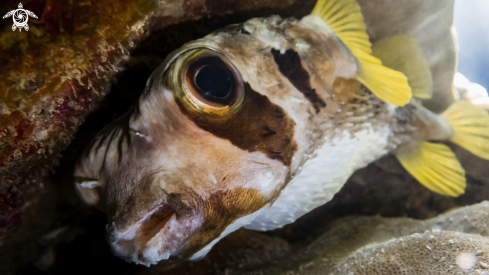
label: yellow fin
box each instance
[373,35,433,100]
[442,100,489,159]
[396,142,466,197]
[311,0,412,106]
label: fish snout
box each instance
[107,195,204,266]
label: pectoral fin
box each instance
[373,35,433,100]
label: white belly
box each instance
[246,124,392,231]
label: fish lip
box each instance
[107,201,200,266]
[135,203,178,245]
[106,203,178,259]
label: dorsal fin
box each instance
[373,35,433,100]
[311,0,412,106]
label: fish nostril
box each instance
[138,205,175,244]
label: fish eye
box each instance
[195,62,231,99]
[180,50,244,116]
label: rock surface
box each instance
[240,201,489,274]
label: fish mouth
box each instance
[136,204,176,245]
[108,201,203,266]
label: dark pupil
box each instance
[195,64,231,98]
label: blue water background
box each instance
[454,0,489,93]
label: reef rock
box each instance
[241,201,489,274]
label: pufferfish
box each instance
[74,0,489,266]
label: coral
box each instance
[455,72,489,111]
[243,201,489,274]
[338,231,489,275]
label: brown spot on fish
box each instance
[182,187,265,258]
[271,49,326,112]
[262,125,277,138]
[331,77,364,103]
[178,83,297,166]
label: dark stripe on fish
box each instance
[271,49,326,113]
[178,83,297,166]
[81,110,133,166]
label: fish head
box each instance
[74,16,357,266]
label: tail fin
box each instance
[442,100,489,160]
[311,0,412,106]
[396,142,465,197]
[396,100,489,197]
